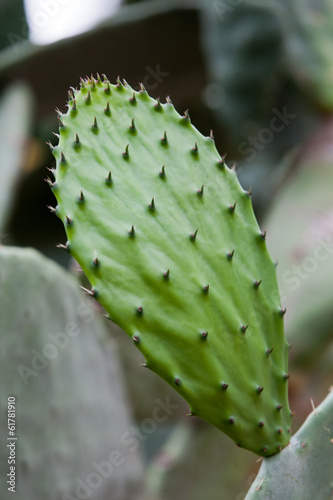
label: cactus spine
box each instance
[50,75,291,456]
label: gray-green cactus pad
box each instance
[50,75,291,456]
[0,245,144,500]
[245,389,333,500]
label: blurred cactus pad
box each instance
[50,75,291,456]
[0,245,145,499]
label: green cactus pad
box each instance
[50,75,291,456]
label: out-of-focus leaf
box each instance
[199,0,328,216]
[279,0,333,110]
[264,118,333,367]
[201,0,333,129]
[0,0,27,51]
[0,82,33,233]
[146,421,257,500]
[201,0,284,142]
[0,1,206,123]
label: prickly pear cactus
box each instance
[245,389,333,500]
[50,75,291,456]
[0,245,145,500]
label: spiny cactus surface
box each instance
[50,75,291,456]
[245,389,333,500]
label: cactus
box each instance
[49,75,291,456]
[0,245,145,499]
[245,388,333,500]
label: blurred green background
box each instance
[0,0,332,498]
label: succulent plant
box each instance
[49,75,291,456]
[245,388,333,500]
[0,245,145,499]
